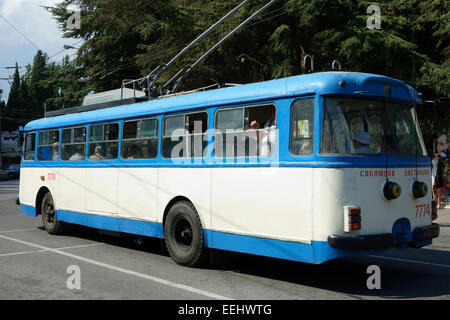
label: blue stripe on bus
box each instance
[20,158,430,169]
[205,230,382,264]
[20,205,383,264]
[20,204,37,217]
[55,210,165,239]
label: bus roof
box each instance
[23,72,421,131]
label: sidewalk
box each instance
[436,207,450,225]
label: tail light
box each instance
[344,207,361,232]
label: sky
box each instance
[0,0,80,103]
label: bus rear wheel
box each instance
[41,192,62,235]
[164,201,208,267]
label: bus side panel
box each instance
[85,167,118,214]
[117,167,158,221]
[58,167,86,213]
[312,168,346,242]
[19,167,59,214]
[157,168,211,230]
[210,167,313,244]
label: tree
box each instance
[45,55,93,109]
[0,88,5,112]
[6,63,21,112]
[2,63,24,129]
[29,50,50,116]
[43,0,448,145]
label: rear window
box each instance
[290,99,314,156]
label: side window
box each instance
[214,104,276,158]
[162,112,208,158]
[23,132,36,161]
[37,130,60,161]
[88,123,119,160]
[122,118,158,159]
[61,127,87,161]
[290,99,314,155]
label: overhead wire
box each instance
[0,13,41,51]
[48,39,85,60]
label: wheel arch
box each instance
[35,186,51,216]
[162,196,193,230]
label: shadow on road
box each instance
[45,222,450,300]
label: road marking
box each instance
[0,249,47,257]
[0,243,103,258]
[0,228,40,233]
[0,233,233,300]
[56,243,104,250]
[370,255,450,269]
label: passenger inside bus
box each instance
[69,145,85,161]
[248,107,276,130]
[125,144,143,159]
[352,131,373,154]
[89,145,104,160]
[52,143,59,161]
[248,106,276,157]
[105,145,118,159]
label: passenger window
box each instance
[37,130,60,161]
[61,127,87,161]
[162,112,208,158]
[122,118,158,159]
[23,132,36,161]
[88,123,119,160]
[214,104,276,158]
[290,99,314,155]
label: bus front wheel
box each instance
[164,201,208,267]
[41,192,63,235]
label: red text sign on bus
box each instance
[415,204,430,219]
[404,169,430,176]
[48,173,56,181]
[360,170,395,177]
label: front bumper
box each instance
[328,223,440,251]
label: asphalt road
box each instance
[0,179,449,301]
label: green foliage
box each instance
[43,0,449,97]
[420,62,450,97]
[45,55,93,110]
[6,64,21,112]
[3,0,448,135]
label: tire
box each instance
[41,192,63,235]
[164,201,208,267]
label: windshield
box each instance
[321,98,426,156]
